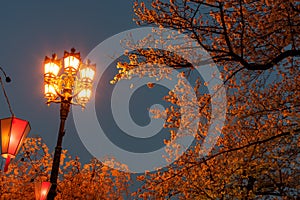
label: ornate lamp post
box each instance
[43,48,96,200]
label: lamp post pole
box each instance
[47,100,70,200]
[43,48,96,200]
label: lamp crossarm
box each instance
[46,99,86,109]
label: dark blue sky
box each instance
[0,1,137,163]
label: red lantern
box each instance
[35,181,51,200]
[0,116,30,172]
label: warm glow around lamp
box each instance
[35,181,51,200]
[44,56,61,79]
[63,48,81,73]
[0,116,31,172]
[77,88,92,103]
[44,84,57,99]
[79,61,96,83]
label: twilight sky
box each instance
[0,1,138,164]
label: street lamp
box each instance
[43,48,96,200]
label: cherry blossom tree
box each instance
[111,0,300,199]
[0,138,130,199]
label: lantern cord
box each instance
[0,67,11,83]
[0,67,14,116]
